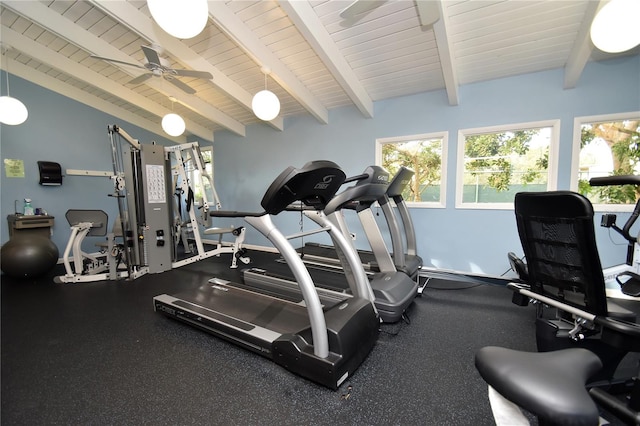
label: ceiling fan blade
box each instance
[171,69,213,80]
[90,55,146,69]
[165,76,196,95]
[339,0,385,19]
[415,0,440,27]
[141,45,162,67]
[128,74,153,85]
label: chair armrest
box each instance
[507,282,597,321]
[594,316,640,351]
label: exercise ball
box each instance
[1,235,59,279]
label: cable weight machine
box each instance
[55,125,248,283]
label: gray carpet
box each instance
[2,257,541,425]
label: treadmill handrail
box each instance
[376,167,416,267]
[304,211,377,303]
[377,195,407,269]
[245,214,330,358]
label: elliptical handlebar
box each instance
[589,175,640,187]
[623,202,640,243]
[589,175,640,244]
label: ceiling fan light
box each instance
[252,90,280,121]
[0,96,28,125]
[162,113,186,137]
[590,0,640,53]
[147,0,209,40]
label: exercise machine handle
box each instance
[343,173,369,184]
[589,175,640,187]
[623,201,640,242]
[589,175,640,244]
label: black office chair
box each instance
[475,191,640,425]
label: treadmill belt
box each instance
[173,300,254,331]
[249,261,349,293]
[300,243,378,268]
[174,283,310,335]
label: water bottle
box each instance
[23,198,34,215]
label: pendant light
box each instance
[0,47,28,126]
[590,0,640,53]
[147,0,209,40]
[252,67,280,122]
[162,97,185,137]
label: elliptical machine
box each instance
[590,175,640,298]
[508,175,640,299]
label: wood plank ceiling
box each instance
[0,0,636,142]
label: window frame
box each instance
[571,111,640,213]
[375,131,448,209]
[455,119,560,210]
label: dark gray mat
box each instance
[2,258,540,425]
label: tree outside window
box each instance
[576,117,640,206]
[376,133,446,207]
[457,120,559,209]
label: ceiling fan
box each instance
[339,0,440,27]
[91,45,212,95]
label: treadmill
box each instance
[301,166,422,279]
[243,166,418,323]
[153,161,379,390]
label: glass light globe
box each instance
[590,0,640,53]
[0,96,28,125]
[147,0,209,39]
[162,113,186,136]
[252,90,280,121]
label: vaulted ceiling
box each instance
[0,1,636,142]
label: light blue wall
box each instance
[1,57,638,276]
[212,56,640,276]
[0,73,211,254]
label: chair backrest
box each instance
[514,191,608,316]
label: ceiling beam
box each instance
[278,0,373,119]
[90,0,282,132]
[207,0,329,125]
[0,58,188,143]
[432,0,459,106]
[564,0,601,89]
[1,25,213,141]
[2,0,243,137]
[416,0,440,27]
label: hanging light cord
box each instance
[2,47,10,97]
[5,68,10,97]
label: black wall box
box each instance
[37,161,63,186]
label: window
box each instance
[456,120,560,209]
[189,145,219,210]
[376,132,447,208]
[571,112,640,211]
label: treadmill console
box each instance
[260,160,347,214]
